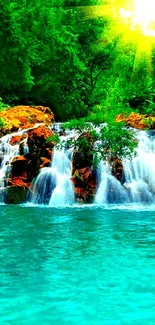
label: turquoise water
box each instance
[0,204,155,325]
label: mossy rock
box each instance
[5,186,28,204]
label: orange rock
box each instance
[116,112,155,130]
[12,156,27,162]
[74,187,89,199]
[11,156,28,182]
[70,177,77,185]
[28,125,53,141]
[10,135,27,146]
[116,113,126,122]
[87,179,97,189]
[73,167,92,183]
[20,117,28,124]
[11,178,30,188]
[72,167,97,202]
[44,148,53,160]
[0,107,55,201]
[0,105,54,134]
[75,167,91,182]
[40,157,51,168]
[110,157,124,183]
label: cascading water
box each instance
[29,137,75,206]
[1,125,155,206]
[95,130,155,204]
[0,131,29,202]
[95,160,129,204]
[123,130,155,203]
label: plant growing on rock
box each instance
[0,98,9,128]
[0,97,9,111]
[63,118,137,166]
[98,121,137,160]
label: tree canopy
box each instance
[0,0,155,122]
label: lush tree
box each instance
[0,0,155,122]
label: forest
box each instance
[1,1,155,135]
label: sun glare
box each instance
[134,0,155,26]
[81,0,155,55]
[120,0,155,37]
[81,1,155,39]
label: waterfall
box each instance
[29,142,75,206]
[0,131,29,202]
[123,130,155,203]
[95,130,155,204]
[95,160,129,204]
[1,125,155,206]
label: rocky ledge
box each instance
[0,105,54,136]
[116,112,155,130]
[0,106,54,203]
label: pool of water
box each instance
[0,204,155,324]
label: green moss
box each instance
[6,186,28,204]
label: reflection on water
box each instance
[0,205,155,324]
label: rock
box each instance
[44,148,53,160]
[10,134,27,146]
[8,178,30,188]
[71,132,97,202]
[27,125,53,142]
[71,167,97,203]
[74,188,90,201]
[12,156,27,162]
[9,156,30,189]
[116,112,155,130]
[5,186,28,204]
[24,153,41,180]
[0,105,54,135]
[26,125,54,178]
[3,124,55,203]
[110,156,125,184]
[0,105,56,204]
[40,157,51,168]
[27,125,54,157]
[11,156,27,177]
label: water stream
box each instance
[29,142,75,206]
[0,130,29,201]
[1,128,155,205]
[95,130,155,204]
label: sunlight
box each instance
[81,1,155,39]
[134,0,155,27]
[80,0,155,58]
[120,0,155,37]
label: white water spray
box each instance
[95,130,155,204]
[29,137,75,206]
[1,126,155,206]
[0,130,29,201]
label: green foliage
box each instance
[0,98,8,127]
[141,117,155,129]
[64,119,92,132]
[63,115,137,165]
[74,135,94,165]
[99,122,137,159]
[46,134,60,145]
[0,118,5,128]
[0,98,9,111]
[0,0,155,124]
[6,186,28,204]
